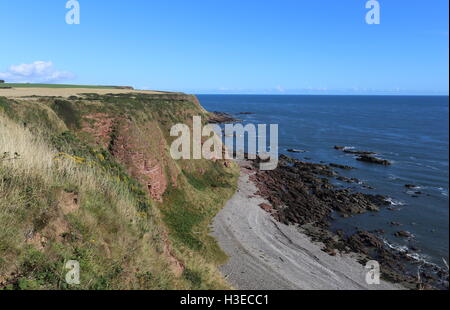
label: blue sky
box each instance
[0,0,448,94]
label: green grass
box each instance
[51,100,82,129]
[0,93,239,290]
[0,83,120,89]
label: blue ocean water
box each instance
[198,95,449,267]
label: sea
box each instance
[198,94,449,268]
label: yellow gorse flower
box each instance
[53,152,99,167]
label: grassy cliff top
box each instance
[0,84,174,98]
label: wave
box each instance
[406,190,420,195]
[382,239,440,268]
[387,174,400,181]
[385,197,405,206]
[342,146,355,150]
[438,187,449,197]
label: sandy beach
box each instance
[211,159,403,290]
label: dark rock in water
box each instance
[238,112,255,115]
[395,231,413,238]
[390,222,402,226]
[287,149,306,153]
[356,155,391,166]
[405,184,418,189]
[334,145,346,150]
[373,229,385,235]
[336,176,361,184]
[345,230,444,288]
[250,154,386,226]
[343,149,377,155]
[329,163,355,170]
[336,229,345,238]
[347,230,385,253]
[336,176,349,182]
[362,185,375,190]
[208,111,238,124]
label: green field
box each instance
[0,83,122,89]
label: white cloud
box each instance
[275,85,285,93]
[0,61,74,83]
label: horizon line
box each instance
[192,93,450,97]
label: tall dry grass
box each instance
[0,114,138,214]
[0,114,180,289]
[1,115,55,177]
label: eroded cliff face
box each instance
[75,93,209,202]
[82,115,170,201]
[81,113,115,149]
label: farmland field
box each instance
[0,83,119,89]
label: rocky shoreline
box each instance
[248,154,449,290]
[211,159,402,290]
[208,111,240,124]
